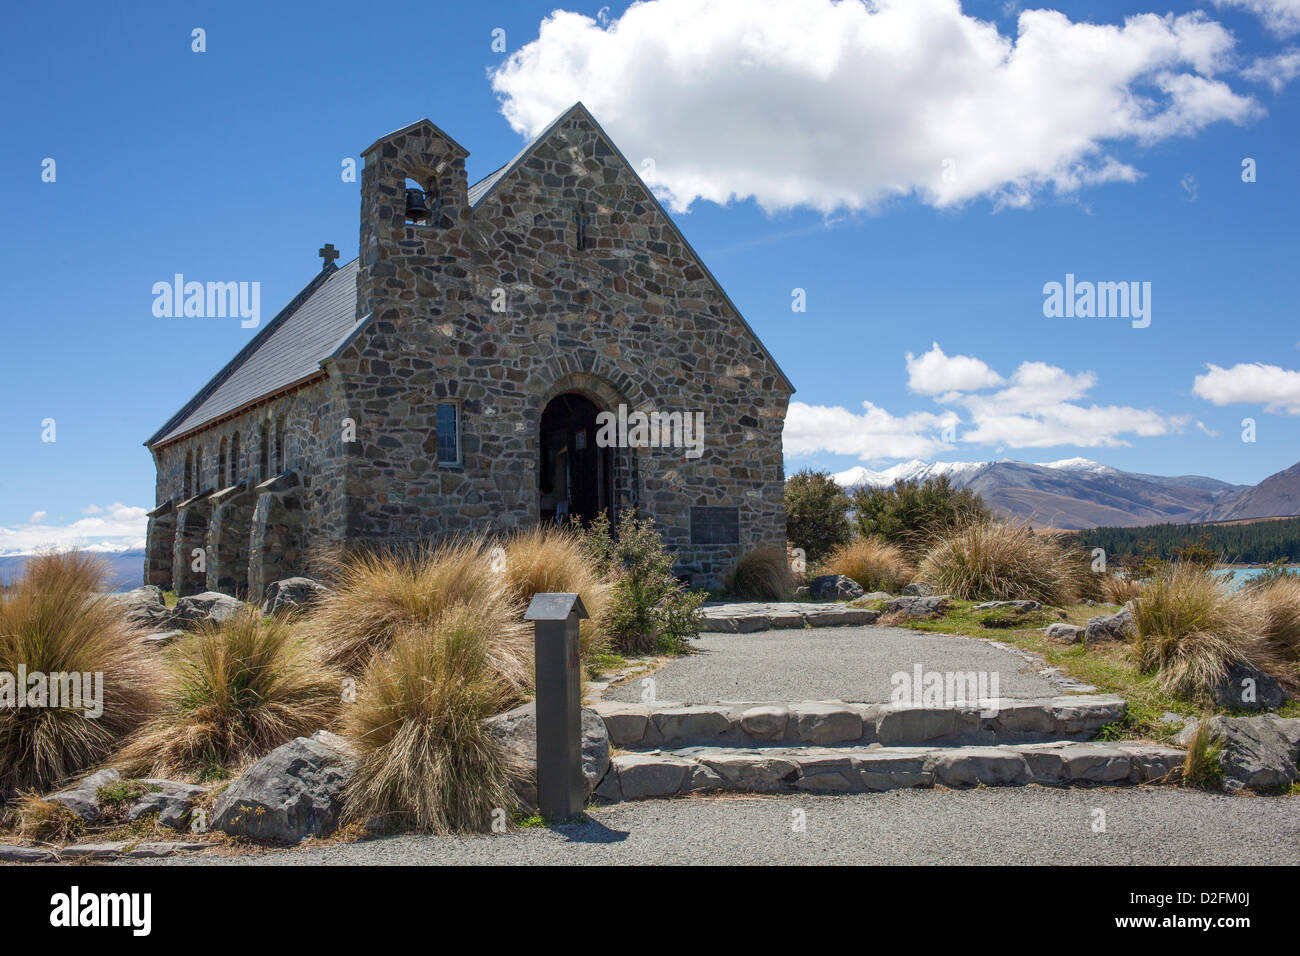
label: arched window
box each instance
[184,451,193,498]
[259,422,271,481]
[275,416,286,473]
[229,431,240,485]
[574,203,587,251]
[218,438,228,488]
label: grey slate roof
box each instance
[147,259,361,446]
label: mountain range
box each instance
[831,457,1300,530]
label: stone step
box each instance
[595,741,1185,801]
[699,601,879,633]
[591,695,1127,750]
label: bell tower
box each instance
[356,118,472,326]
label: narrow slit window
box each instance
[436,402,460,466]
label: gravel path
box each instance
[604,626,1061,703]
[118,789,1300,866]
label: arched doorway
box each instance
[539,392,614,526]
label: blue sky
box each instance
[2,0,1299,552]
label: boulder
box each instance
[808,575,865,601]
[47,769,120,823]
[885,595,950,619]
[172,591,245,628]
[213,731,355,843]
[1177,716,1300,791]
[857,591,894,603]
[128,779,207,830]
[1210,664,1289,712]
[973,600,1041,613]
[261,576,333,616]
[1084,604,1135,643]
[105,586,172,629]
[903,581,936,597]
[1045,623,1083,644]
[485,702,612,810]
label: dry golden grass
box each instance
[1102,574,1144,605]
[1131,563,1271,700]
[1251,575,1300,661]
[341,604,522,834]
[823,537,913,594]
[726,545,794,601]
[14,794,85,842]
[114,609,342,779]
[916,521,1078,604]
[306,537,531,699]
[0,551,160,800]
[500,524,611,666]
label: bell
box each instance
[404,187,430,223]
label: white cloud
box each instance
[785,346,1174,460]
[906,343,1005,394]
[1214,0,1300,35]
[1193,362,1300,413]
[491,0,1258,213]
[785,401,958,461]
[0,503,148,557]
[1241,48,1300,90]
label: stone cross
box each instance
[318,243,339,270]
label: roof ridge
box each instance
[144,259,358,447]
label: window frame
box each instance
[435,401,462,468]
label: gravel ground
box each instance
[604,626,1061,703]
[117,788,1300,866]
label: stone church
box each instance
[144,104,794,598]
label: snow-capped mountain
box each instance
[829,458,1246,529]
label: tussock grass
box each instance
[726,545,794,601]
[307,537,531,699]
[341,605,522,834]
[1252,575,1300,662]
[114,609,342,779]
[14,794,85,842]
[823,537,913,594]
[1103,574,1143,605]
[500,524,611,667]
[0,551,160,800]
[1181,720,1223,789]
[1131,563,1269,700]
[916,521,1079,604]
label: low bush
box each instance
[341,604,521,834]
[307,538,531,699]
[916,521,1078,604]
[0,551,159,800]
[115,609,342,779]
[725,545,793,601]
[1102,573,1143,605]
[822,536,912,594]
[784,470,851,562]
[15,795,85,842]
[851,476,989,555]
[1251,574,1300,662]
[578,511,704,655]
[1130,563,1270,700]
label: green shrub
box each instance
[784,470,851,562]
[578,511,703,655]
[851,476,988,555]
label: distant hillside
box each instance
[1071,516,1300,565]
[833,458,1244,530]
[1197,461,1300,522]
[0,550,144,592]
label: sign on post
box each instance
[524,592,588,821]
